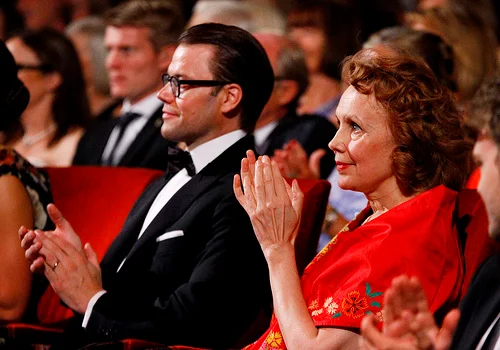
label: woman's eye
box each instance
[352,123,361,131]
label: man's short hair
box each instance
[179,23,274,133]
[470,74,500,137]
[104,0,185,50]
[275,41,309,112]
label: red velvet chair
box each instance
[0,166,163,348]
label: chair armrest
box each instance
[0,322,63,347]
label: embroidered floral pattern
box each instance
[323,297,339,315]
[308,299,319,310]
[308,283,384,321]
[341,291,369,318]
[265,331,283,349]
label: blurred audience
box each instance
[0,39,53,322]
[0,0,23,40]
[253,33,336,179]
[234,46,472,349]
[360,72,500,350]
[66,15,118,119]
[287,0,361,121]
[16,0,111,32]
[406,5,498,105]
[364,26,457,93]
[72,0,181,170]
[5,28,90,167]
[188,0,286,35]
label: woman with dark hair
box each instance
[233,46,472,349]
[287,1,361,121]
[0,39,53,322]
[5,28,90,166]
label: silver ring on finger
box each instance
[52,261,59,271]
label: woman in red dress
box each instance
[233,46,473,349]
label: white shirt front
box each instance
[253,121,278,149]
[101,94,163,165]
[83,129,247,327]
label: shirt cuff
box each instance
[82,290,107,328]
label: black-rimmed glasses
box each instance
[16,63,53,73]
[161,73,231,98]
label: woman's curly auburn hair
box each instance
[341,47,473,196]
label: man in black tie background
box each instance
[21,23,274,348]
[72,0,182,170]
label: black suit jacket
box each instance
[451,253,500,349]
[72,106,175,171]
[66,135,271,348]
[257,112,337,179]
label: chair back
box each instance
[37,166,163,325]
[287,178,331,274]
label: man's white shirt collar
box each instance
[253,121,278,148]
[122,93,163,118]
[188,129,246,174]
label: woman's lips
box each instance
[336,161,353,171]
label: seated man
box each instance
[360,74,500,350]
[21,23,274,349]
[72,0,182,171]
[253,33,337,179]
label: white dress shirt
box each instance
[253,121,278,149]
[83,129,246,327]
[101,94,163,165]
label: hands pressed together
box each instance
[360,275,460,350]
[19,204,103,314]
[233,150,304,258]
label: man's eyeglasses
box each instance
[16,63,53,73]
[161,73,231,98]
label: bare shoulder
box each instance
[0,175,32,218]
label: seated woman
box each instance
[233,46,473,348]
[5,28,90,167]
[0,40,53,322]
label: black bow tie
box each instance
[167,146,196,176]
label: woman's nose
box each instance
[329,128,347,153]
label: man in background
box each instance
[72,0,182,170]
[253,32,336,179]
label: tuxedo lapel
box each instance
[123,135,253,263]
[118,107,163,166]
[455,254,500,349]
[100,176,167,275]
[464,266,500,347]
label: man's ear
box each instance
[220,83,243,115]
[44,71,62,92]
[157,44,176,71]
[277,80,299,107]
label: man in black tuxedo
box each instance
[72,0,183,171]
[252,33,337,179]
[21,23,274,348]
[359,74,500,350]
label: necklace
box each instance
[22,123,57,147]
